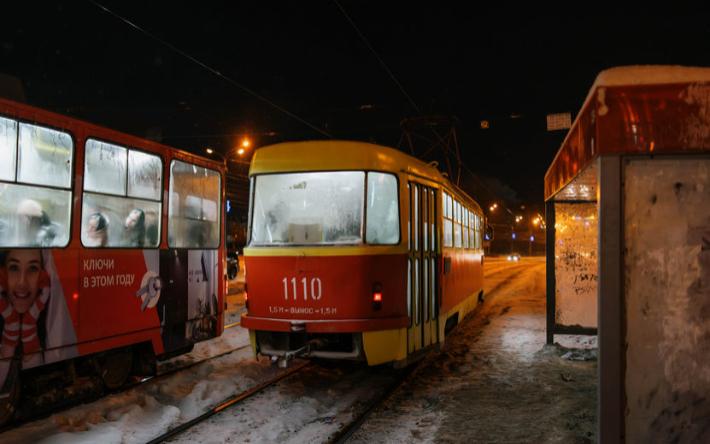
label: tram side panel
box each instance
[8,247,224,372]
[439,248,484,339]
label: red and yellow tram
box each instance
[0,98,226,423]
[241,141,484,367]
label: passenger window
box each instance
[128,150,162,200]
[442,192,453,247]
[81,194,161,248]
[81,139,162,248]
[462,208,469,249]
[453,200,462,248]
[0,117,17,181]
[168,160,221,249]
[0,184,71,248]
[84,140,127,195]
[0,120,73,248]
[18,123,73,188]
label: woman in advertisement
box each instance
[0,249,77,422]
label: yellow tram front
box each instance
[241,141,448,366]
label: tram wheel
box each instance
[99,349,133,390]
[0,359,21,426]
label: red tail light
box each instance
[244,283,249,310]
[372,283,382,310]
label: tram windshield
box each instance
[250,171,400,246]
[251,171,365,245]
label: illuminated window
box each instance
[82,139,162,248]
[169,160,221,249]
[0,118,73,248]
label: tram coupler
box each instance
[277,344,308,368]
[273,338,326,368]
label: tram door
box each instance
[408,183,439,354]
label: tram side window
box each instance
[453,200,462,248]
[469,212,476,249]
[473,214,481,248]
[81,139,162,248]
[462,207,469,249]
[0,117,17,181]
[443,192,453,247]
[366,172,399,245]
[168,160,221,249]
[0,119,72,248]
[477,214,483,248]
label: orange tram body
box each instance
[0,98,226,423]
[241,141,485,366]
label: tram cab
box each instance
[241,141,485,367]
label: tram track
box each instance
[318,263,537,443]
[147,360,312,444]
[1,319,249,433]
[327,361,423,444]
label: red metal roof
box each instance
[544,66,710,201]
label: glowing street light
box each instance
[241,137,251,148]
[489,203,498,212]
[237,148,245,156]
[205,147,214,155]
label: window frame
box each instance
[248,169,401,247]
[364,171,401,246]
[167,158,223,250]
[0,114,76,249]
[80,137,164,249]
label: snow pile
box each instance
[0,327,272,444]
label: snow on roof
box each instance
[593,65,710,87]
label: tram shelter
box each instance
[544,66,710,443]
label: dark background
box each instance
[2,3,709,217]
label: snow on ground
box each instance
[1,257,597,444]
[158,323,249,373]
[0,325,280,444]
[350,257,597,444]
[168,363,404,444]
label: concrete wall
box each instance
[554,202,598,328]
[624,157,710,442]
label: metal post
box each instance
[545,200,556,344]
[598,156,623,444]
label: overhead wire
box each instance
[87,0,333,139]
[331,2,519,218]
[332,0,421,115]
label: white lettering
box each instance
[280,276,324,302]
[83,259,115,271]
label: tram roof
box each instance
[544,65,710,201]
[0,97,225,173]
[250,140,448,182]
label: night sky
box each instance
[2,3,709,211]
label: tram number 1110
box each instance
[282,277,322,301]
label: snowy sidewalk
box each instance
[351,258,597,443]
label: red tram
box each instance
[0,98,226,423]
[241,141,484,367]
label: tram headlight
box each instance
[372,283,383,310]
